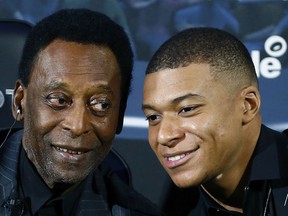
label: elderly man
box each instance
[0,9,163,216]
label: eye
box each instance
[181,107,194,113]
[179,105,200,116]
[90,97,111,116]
[46,93,71,110]
[145,114,161,125]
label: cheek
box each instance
[183,111,226,138]
[25,95,59,132]
[29,111,62,138]
[148,127,158,150]
[21,121,49,168]
[38,111,60,127]
[92,113,119,142]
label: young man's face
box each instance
[17,39,121,188]
[142,63,248,188]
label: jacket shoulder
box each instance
[283,128,288,136]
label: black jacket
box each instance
[161,125,288,215]
[0,128,164,216]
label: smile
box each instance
[163,148,199,169]
[167,153,186,162]
[55,146,84,155]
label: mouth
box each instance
[166,153,190,162]
[164,147,199,169]
[53,145,91,161]
[55,146,85,155]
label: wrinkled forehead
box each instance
[27,40,121,94]
[31,40,119,76]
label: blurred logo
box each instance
[252,35,287,79]
[0,89,13,109]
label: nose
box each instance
[157,116,184,147]
[62,105,91,137]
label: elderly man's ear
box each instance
[12,81,25,121]
[241,86,261,125]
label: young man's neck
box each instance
[201,159,252,213]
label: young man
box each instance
[142,27,288,215]
[0,9,163,216]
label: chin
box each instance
[52,170,89,185]
[173,180,195,188]
[171,174,203,188]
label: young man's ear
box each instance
[116,102,126,134]
[12,80,25,121]
[241,86,261,124]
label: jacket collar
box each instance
[0,128,23,215]
[249,125,288,181]
[0,129,23,187]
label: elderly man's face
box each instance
[18,39,121,188]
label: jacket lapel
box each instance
[0,129,23,215]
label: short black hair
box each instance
[19,8,133,106]
[146,27,258,89]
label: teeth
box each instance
[167,153,186,161]
[55,147,83,155]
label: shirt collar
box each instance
[199,187,243,215]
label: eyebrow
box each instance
[172,93,202,104]
[44,81,69,91]
[142,93,203,111]
[91,84,114,93]
[44,81,114,94]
